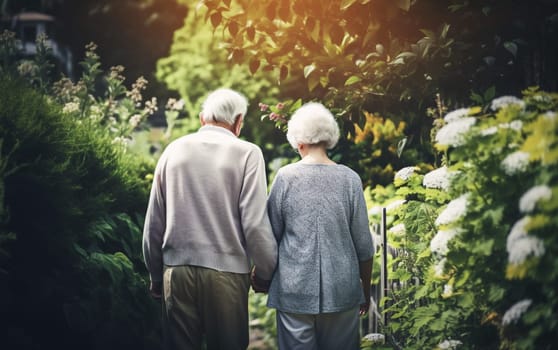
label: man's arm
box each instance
[239,147,278,281]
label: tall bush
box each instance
[369,89,558,349]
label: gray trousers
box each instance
[162,265,250,350]
[276,308,360,350]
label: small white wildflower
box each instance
[111,136,129,146]
[502,299,532,326]
[423,166,456,191]
[501,151,530,175]
[435,117,476,147]
[129,114,142,128]
[438,339,462,349]
[430,228,460,255]
[362,333,385,345]
[519,185,552,213]
[108,116,117,125]
[433,258,447,277]
[388,223,406,235]
[480,126,498,136]
[444,108,469,123]
[62,102,80,114]
[435,193,470,226]
[368,206,383,216]
[490,96,526,111]
[386,199,406,213]
[394,166,417,182]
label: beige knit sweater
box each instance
[142,125,277,283]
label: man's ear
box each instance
[199,113,206,125]
[233,114,243,136]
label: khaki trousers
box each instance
[162,265,250,350]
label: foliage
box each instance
[198,0,558,109]
[156,1,284,153]
[368,89,558,349]
[0,32,161,349]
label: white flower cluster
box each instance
[388,223,406,235]
[500,120,523,131]
[490,96,526,111]
[362,333,385,344]
[444,108,470,123]
[423,166,454,191]
[442,284,453,297]
[433,258,447,277]
[386,199,406,213]
[543,111,557,121]
[438,339,462,349]
[430,228,461,255]
[63,101,80,114]
[368,206,383,216]
[501,151,530,175]
[435,193,470,226]
[502,299,532,326]
[479,126,498,136]
[129,114,142,128]
[519,185,552,213]
[435,117,477,147]
[394,166,417,182]
[506,217,545,265]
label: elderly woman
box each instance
[266,102,374,349]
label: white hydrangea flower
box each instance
[444,108,469,123]
[519,185,552,213]
[509,120,523,131]
[389,223,406,235]
[508,236,545,265]
[502,299,532,326]
[479,126,498,136]
[506,217,545,265]
[435,193,470,226]
[438,339,462,349]
[543,111,556,120]
[506,217,529,252]
[490,96,526,111]
[386,199,406,213]
[433,258,447,277]
[435,117,477,147]
[423,166,454,191]
[430,228,461,255]
[368,205,383,216]
[501,151,530,175]
[362,333,385,344]
[394,166,417,182]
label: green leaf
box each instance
[304,64,316,79]
[396,0,412,11]
[484,86,496,101]
[504,41,518,57]
[345,75,362,85]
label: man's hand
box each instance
[149,281,162,299]
[250,267,271,293]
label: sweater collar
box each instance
[198,124,236,138]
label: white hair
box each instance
[286,102,340,149]
[200,88,248,125]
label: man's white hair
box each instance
[200,88,248,125]
[286,102,340,149]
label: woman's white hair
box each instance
[286,102,340,149]
[200,88,248,125]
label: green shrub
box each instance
[0,75,159,349]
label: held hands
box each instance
[250,266,271,293]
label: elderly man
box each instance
[143,88,277,350]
